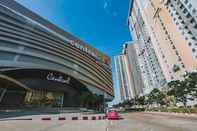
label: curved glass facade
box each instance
[0,0,113,107]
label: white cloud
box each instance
[103,0,110,10]
[103,0,118,17]
[104,1,108,9]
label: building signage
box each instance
[47,73,71,84]
[70,40,98,58]
[69,40,110,67]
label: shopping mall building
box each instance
[0,0,113,107]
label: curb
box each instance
[0,115,124,121]
[41,116,106,121]
[4,118,33,121]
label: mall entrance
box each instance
[0,69,92,108]
[0,74,29,108]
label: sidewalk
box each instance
[145,111,197,118]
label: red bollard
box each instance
[72,117,78,120]
[92,116,96,120]
[83,116,88,120]
[42,117,51,121]
[98,116,102,120]
[58,117,66,120]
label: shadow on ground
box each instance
[0,110,60,120]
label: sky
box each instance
[16,0,132,104]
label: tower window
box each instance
[186,13,191,18]
[192,37,196,40]
[180,4,184,9]
[194,24,197,29]
[185,37,188,40]
[184,0,188,4]
[188,4,192,9]
[192,9,196,14]
[188,31,192,34]
[183,9,187,14]
[190,18,195,23]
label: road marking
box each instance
[110,120,113,126]
[105,120,114,131]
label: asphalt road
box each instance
[0,112,197,131]
[107,112,197,131]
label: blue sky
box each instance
[16,0,131,104]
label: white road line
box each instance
[105,120,114,131]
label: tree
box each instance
[79,92,103,109]
[135,96,146,106]
[184,72,197,99]
[121,100,131,108]
[79,92,90,107]
[147,88,166,106]
[163,95,176,107]
[167,80,191,107]
[94,95,104,111]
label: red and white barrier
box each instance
[3,115,118,121]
